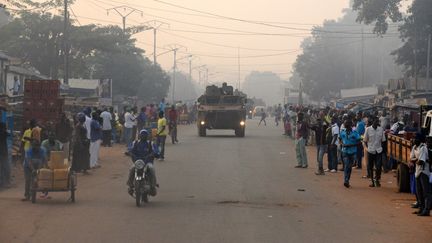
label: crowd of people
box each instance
[268,105,432,216]
[11,98,197,201]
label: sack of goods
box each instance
[37,169,53,189]
[53,168,70,190]
[48,151,68,169]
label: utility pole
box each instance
[63,0,69,85]
[361,26,365,88]
[427,34,431,91]
[129,21,169,65]
[107,5,143,34]
[188,55,193,83]
[414,18,418,91]
[238,47,241,90]
[164,44,187,103]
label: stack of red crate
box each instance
[23,80,64,124]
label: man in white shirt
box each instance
[100,108,113,147]
[84,107,92,140]
[123,108,135,148]
[364,119,386,187]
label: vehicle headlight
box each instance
[134,160,145,170]
[200,121,205,125]
[249,111,252,113]
[240,121,245,126]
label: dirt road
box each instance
[1,120,431,243]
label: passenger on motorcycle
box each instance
[127,129,159,196]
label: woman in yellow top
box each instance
[156,111,168,161]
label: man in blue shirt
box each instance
[127,130,159,196]
[339,120,361,188]
[22,141,47,201]
[355,113,366,169]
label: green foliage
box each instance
[353,0,403,34]
[292,10,403,100]
[0,11,171,101]
[353,0,432,78]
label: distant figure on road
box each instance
[258,109,267,126]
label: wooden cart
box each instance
[30,167,77,204]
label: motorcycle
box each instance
[132,159,156,207]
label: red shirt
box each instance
[168,109,178,122]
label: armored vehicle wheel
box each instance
[199,127,206,137]
[235,128,245,137]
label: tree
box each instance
[292,9,403,100]
[166,71,199,102]
[0,11,171,99]
[353,0,432,78]
[242,71,285,106]
[353,0,403,34]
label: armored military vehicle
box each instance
[197,83,247,137]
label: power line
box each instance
[69,6,82,26]
[99,0,401,27]
[153,0,391,34]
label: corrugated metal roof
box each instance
[8,65,46,78]
[65,79,99,90]
[0,51,10,60]
[340,86,378,99]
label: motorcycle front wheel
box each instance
[135,181,142,207]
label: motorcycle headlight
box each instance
[134,160,145,170]
[240,121,245,126]
[200,121,205,125]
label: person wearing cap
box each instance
[127,129,159,196]
[156,111,168,161]
[339,120,361,188]
[22,141,47,201]
[411,135,431,216]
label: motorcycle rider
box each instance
[127,129,159,197]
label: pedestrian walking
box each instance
[325,119,339,173]
[295,112,309,168]
[100,108,113,147]
[168,105,179,144]
[355,113,366,169]
[90,112,102,168]
[156,111,168,161]
[339,120,361,188]
[258,108,267,126]
[364,119,386,187]
[71,113,90,173]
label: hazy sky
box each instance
[70,0,351,86]
[3,0,351,86]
